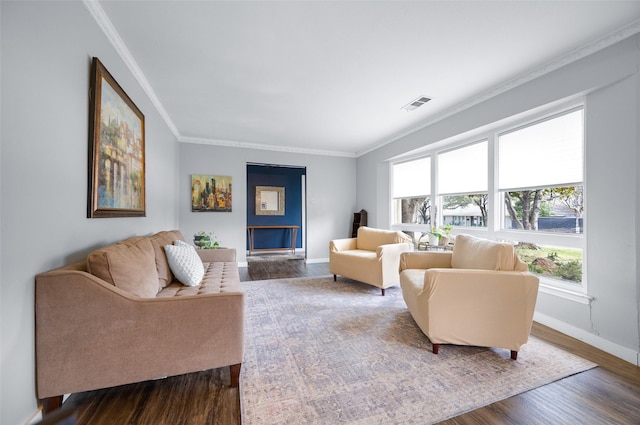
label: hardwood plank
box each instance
[241,259,330,281]
[68,368,239,425]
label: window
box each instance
[390,104,585,288]
[498,108,584,284]
[438,141,488,228]
[498,109,583,193]
[392,157,431,225]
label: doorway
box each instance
[246,163,306,258]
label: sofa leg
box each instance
[432,344,439,354]
[511,350,518,360]
[333,274,337,281]
[41,395,63,416]
[230,363,241,387]
[381,288,385,296]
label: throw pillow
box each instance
[164,243,204,287]
[149,230,187,289]
[87,237,159,298]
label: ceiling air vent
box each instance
[402,96,431,112]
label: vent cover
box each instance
[402,96,431,111]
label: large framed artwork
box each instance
[192,174,233,212]
[88,57,145,218]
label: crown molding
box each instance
[82,0,180,139]
[84,0,639,158]
[358,18,640,158]
[180,136,356,158]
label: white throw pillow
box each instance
[174,239,192,248]
[164,243,204,287]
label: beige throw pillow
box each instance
[87,237,159,298]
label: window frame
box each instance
[390,155,431,226]
[389,100,586,294]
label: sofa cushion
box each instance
[87,237,159,298]
[356,227,408,251]
[451,234,526,271]
[149,230,186,289]
[156,262,242,297]
[164,243,205,287]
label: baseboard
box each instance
[305,257,329,264]
[25,409,41,425]
[534,312,640,366]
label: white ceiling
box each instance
[93,1,640,157]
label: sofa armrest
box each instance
[330,238,357,252]
[35,269,244,399]
[400,251,453,271]
[196,248,236,263]
[378,242,414,283]
[419,268,539,349]
[376,242,413,259]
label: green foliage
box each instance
[538,201,553,217]
[554,261,582,282]
[443,195,472,210]
[194,231,220,249]
[516,245,582,284]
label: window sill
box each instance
[538,280,593,305]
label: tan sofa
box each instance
[35,230,244,415]
[330,226,413,295]
[399,234,539,359]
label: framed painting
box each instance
[88,57,145,218]
[256,185,284,216]
[192,174,233,212]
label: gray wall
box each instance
[1,2,180,424]
[357,35,640,364]
[2,2,637,424]
[179,143,357,263]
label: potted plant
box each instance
[193,231,220,249]
[428,227,441,246]
[439,224,452,246]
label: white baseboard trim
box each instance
[306,257,329,264]
[534,312,640,366]
[26,409,41,425]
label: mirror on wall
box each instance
[256,186,285,215]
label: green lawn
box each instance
[516,245,583,283]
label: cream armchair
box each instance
[399,234,539,359]
[330,226,413,295]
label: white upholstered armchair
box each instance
[399,234,539,359]
[330,226,413,295]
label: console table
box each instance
[246,225,299,255]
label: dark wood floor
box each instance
[64,260,640,425]
[240,256,331,281]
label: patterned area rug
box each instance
[240,277,596,425]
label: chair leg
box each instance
[41,395,63,416]
[511,350,518,360]
[432,343,439,354]
[230,363,242,387]
[333,274,337,281]
[381,288,385,296]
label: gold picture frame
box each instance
[88,57,145,218]
[256,186,284,216]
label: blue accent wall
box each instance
[247,165,305,250]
